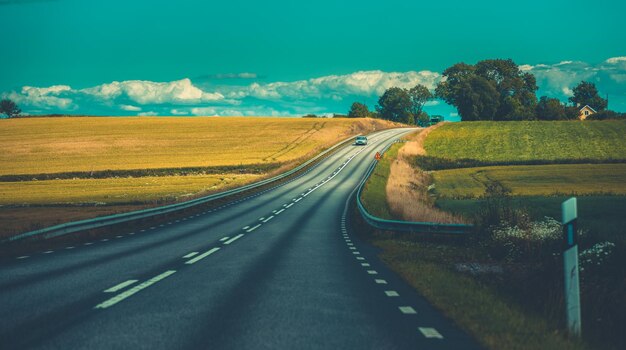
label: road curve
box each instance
[0,128,481,349]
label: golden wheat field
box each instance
[0,117,399,237]
[0,174,261,205]
[0,117,392,175]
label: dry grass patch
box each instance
[385,124,466,224]
[0,205,150,240]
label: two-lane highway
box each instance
[0,128,481,349]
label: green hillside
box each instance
[423,120,626,163]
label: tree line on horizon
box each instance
[346,58,625,123]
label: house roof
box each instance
[579,105,597,113]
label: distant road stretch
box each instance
[0,128,481,349]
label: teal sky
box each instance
[2,0,625,117]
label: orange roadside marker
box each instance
[375,152,381,160]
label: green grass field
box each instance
[424,120,626,163]
[432,163,626,199]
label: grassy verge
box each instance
[0,205,150,240]
[369,237,589,350]
[437,196,626,244]
[359,143,401,219]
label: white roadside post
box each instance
[562,197,581,337]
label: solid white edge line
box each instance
[223,234,244,245]
[95,271,176,309]
[185,247,220,265]
[104,279,139,293]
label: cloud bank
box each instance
[3,57,626,117]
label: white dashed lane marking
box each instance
[275,209,285,215]
[43,251,54,254]
[367,270,378,275]
[399,306,417,314]
[262,216,274,223]
[385,290,399,297]
[219,236,230,242]
[183,252,199,259]
[16,256,29,260]
[247,224,262,232]
[419,327,444,339]
[95,271,176,309]
[285,203,294,208]
[375,279,387,284]
[223,234,244,245]
[185,248,220,265]
[104,279,139,293]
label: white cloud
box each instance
[170,108,189,115]
[120,104,141,111]
[3,85,74,110]
[605,56,626,64]
[138,111,158,116]
[232,70,441,101]
[190,107,218,116]
[81,78,225,105]
[5,59,626,116]
[562,87,574,96]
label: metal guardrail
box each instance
[356,140,474,235]
[3,134,360,244]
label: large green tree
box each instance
[376,87,414,124]
[535,96,567,120]
[0,99,20,118]
[436,59,538,121]
[347,102,370,118]
[407,84,433,117]
[568,81,608,111]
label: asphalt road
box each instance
[0,128,481,349]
